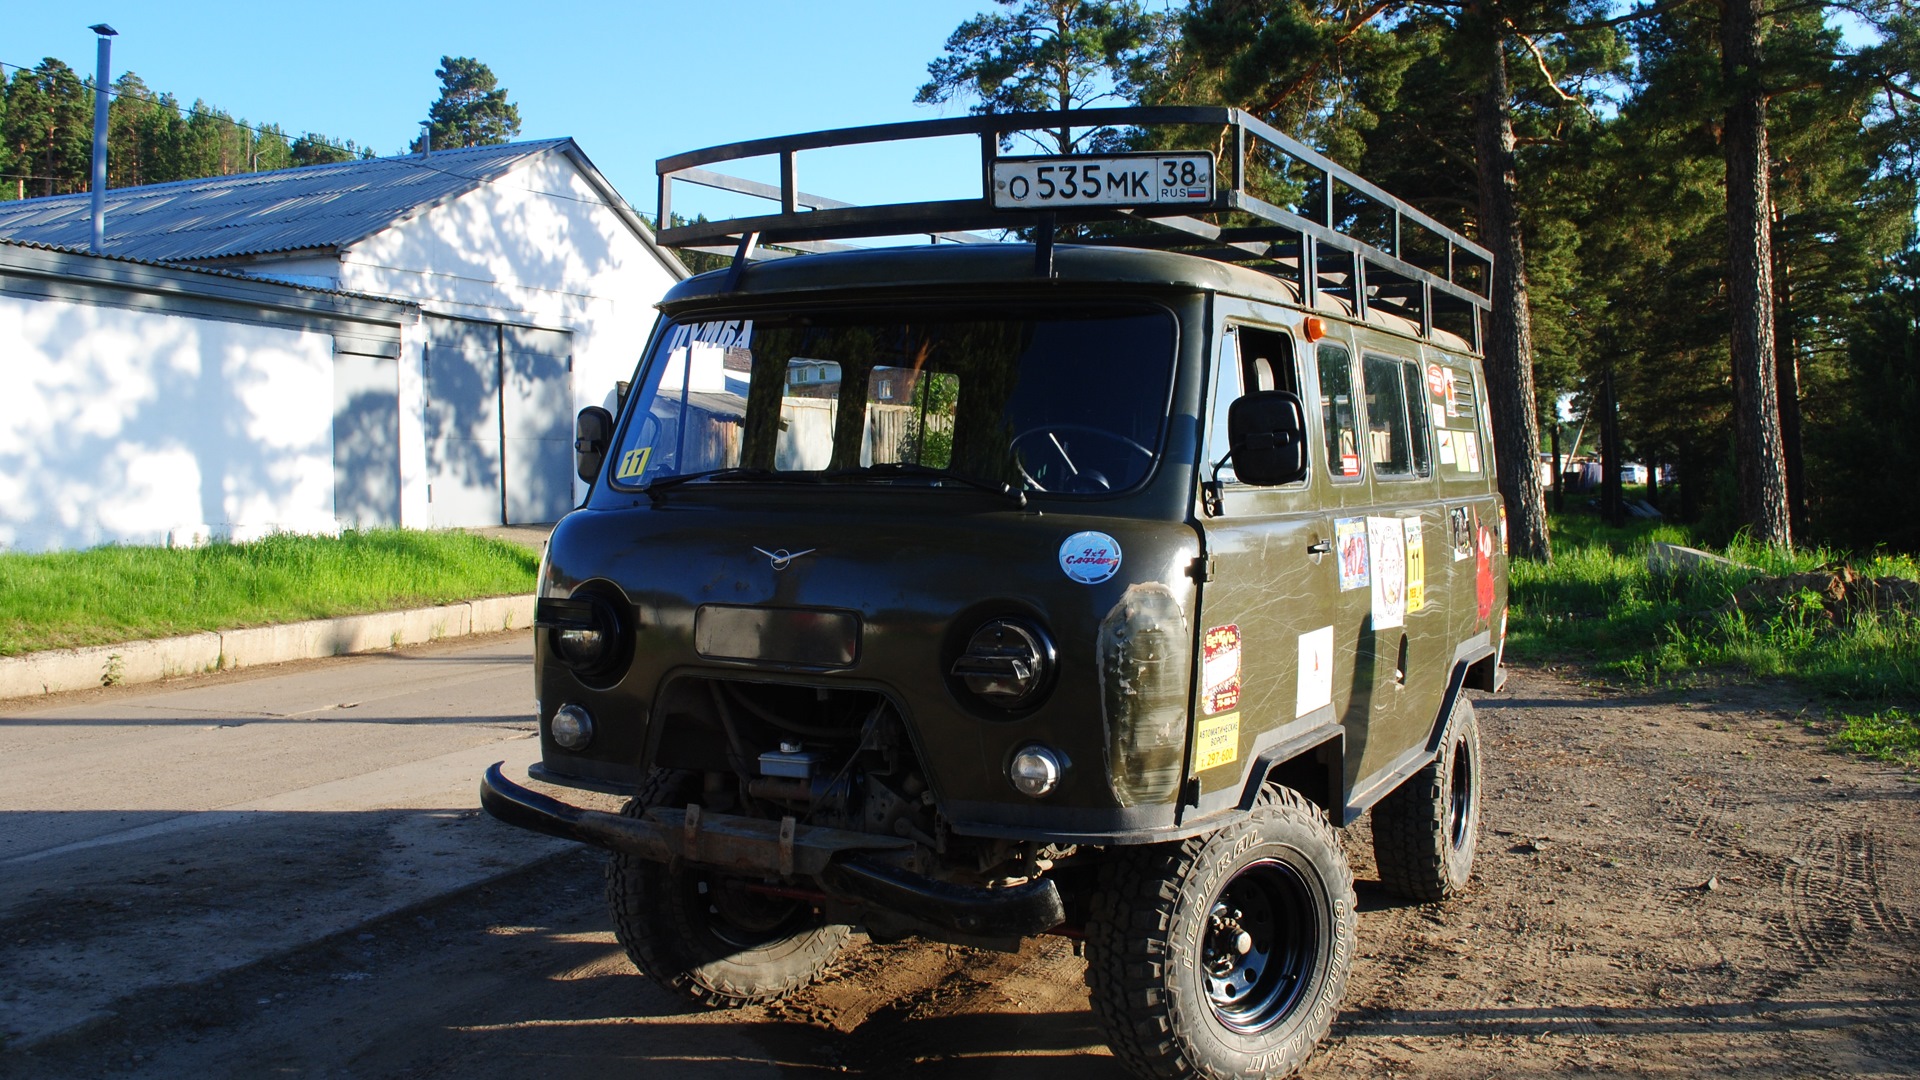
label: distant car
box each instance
[482,107,1508,1080]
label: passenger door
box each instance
[1188,310,1338,807]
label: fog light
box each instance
[1008,745,1062,798]
[550,704,594,750]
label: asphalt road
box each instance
[0,630,614,1051]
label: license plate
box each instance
[990,153,1215,210]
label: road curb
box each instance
[0,595,535,701]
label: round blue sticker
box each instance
[1059,531,1123,584]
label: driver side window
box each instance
[1208,325,1302,486]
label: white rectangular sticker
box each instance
[991,153,1214,209]
[1296,626,1334,717]
[1368,516,1407,630]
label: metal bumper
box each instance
[479,763,1065,938]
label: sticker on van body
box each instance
[1335,518,1370,591]
[1296,626,1334,717]
[1201,624,1242,715]
[1404,517,1426,612]
[1059,531,1122,584]
[1192,712,1240,771]
[1450,507,1473,561]
[1367,516,1407,630]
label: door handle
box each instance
[1307,539,1331,555]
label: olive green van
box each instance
[482,107,1508,1079]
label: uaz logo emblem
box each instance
[753,546,815,571]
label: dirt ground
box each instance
[4,661,1916,1079]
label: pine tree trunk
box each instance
[1721,0,1793,548]
[1473,29,1551,561]
[1770,206,1807,538]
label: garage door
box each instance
[425,319,573,527]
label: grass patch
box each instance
[0,530,537,657]
[1827,708,1920,767]
[1509,506,1920,701]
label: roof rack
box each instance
[656,106,1490,352]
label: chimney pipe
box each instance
[88,24,117,253]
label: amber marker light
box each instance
[1302,316,1329,341]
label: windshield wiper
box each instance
[824,463,1028,508]
[643,467,782,504]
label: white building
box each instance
[0,139,684,551]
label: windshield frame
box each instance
[601,298,1184,500]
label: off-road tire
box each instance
[1085,785,1357,1080]
[606,769,849,1008]
[1371,696,1481,902]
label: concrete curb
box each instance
[0,595,535,701]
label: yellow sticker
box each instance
[1192,712,1240,772]
[614,447,651,480]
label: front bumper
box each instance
[479,763,1066,938]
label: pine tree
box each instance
[411,57,521,152]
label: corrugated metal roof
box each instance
[0,140,572,263]
[0,236,422,307]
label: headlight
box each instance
[536,592,627,679]
[950,618,1054,710]
[1008,744,1064,798]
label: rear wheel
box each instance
[1085,785,1356,1079]
[1371,696,1481,901]
[606,769,849,1007]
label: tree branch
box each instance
[1507,22,1598,118]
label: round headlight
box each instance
[1008,744,1063,798]
[542,591,626,678]
[550,703,594,750]
[951,618,1054,710]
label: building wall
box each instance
[337,151,678,505]
[0,292,339,551]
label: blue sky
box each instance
[6,1,1000,219]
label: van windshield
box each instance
[609,305,1176,496]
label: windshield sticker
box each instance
[1405,517,1427,613]
[1368,516,1407,630]
[614,446,651,481]
[1450,507,1473,561]
[1201,624,1242,716]
[1060,531,1123,584]
[1192,712,1239,771]
[1335,517,1370,591]
[1437,429,1457,466]
[1296,626,1334,717]
[664,319,754,352]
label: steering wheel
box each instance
[1010,425,1153,493]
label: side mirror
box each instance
[1226,390,1309,486]
[575,406,614,484]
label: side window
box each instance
[1362,353,1415,478]
[1210,326,1303,486]
[1401,358,1432,477]
[1432,358,1485,475]
[1318,343,1361,482]
[1204,330,1243,475]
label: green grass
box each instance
[0,529,538,657]
[1826,708,1920,767]
[1509,502,1920,702]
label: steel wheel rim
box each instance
[1202,857,1319,1034]
[1448,735,1474,850]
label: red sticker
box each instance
[1202,624,1242,715]
[1427,362,1447,396]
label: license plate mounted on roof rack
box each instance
[990,152,1215,210]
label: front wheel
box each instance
[1086,785,1356,1079]
[606,770,849,1008]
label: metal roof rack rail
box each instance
[657,106,1490,352]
